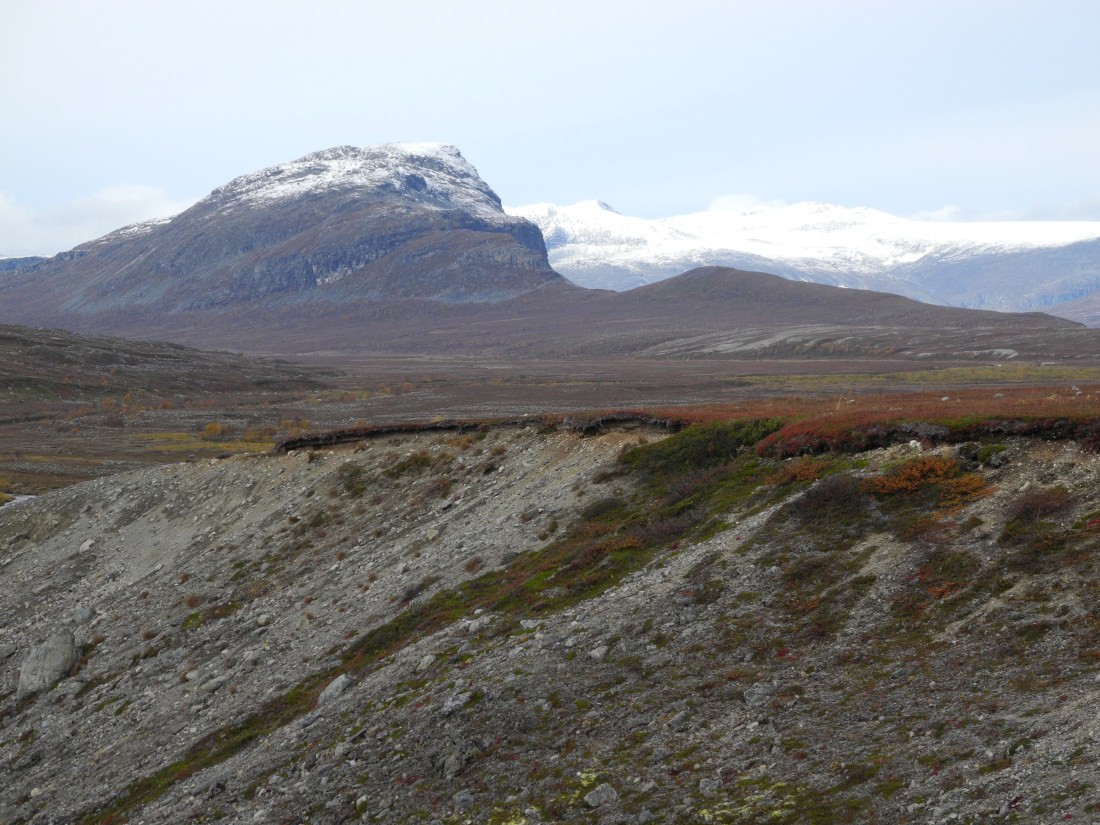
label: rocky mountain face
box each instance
[0,258,45,276]
[0,144,564,332]
[4,420,1100,822]
[510,200,1100,316]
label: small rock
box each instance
[666,710,691,731]
[584,783,618,808]
[199,675,228,694]
[744,682,776,707]
[699,777,722,794]
[70,606,94,625]
[588,645,609,661]
[443,751,466,778]
[442,691,473,716]
[465,616,491,634]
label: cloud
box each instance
[911,200,1100,223]
[706,194,788,212]
[0,185,196,258]
[1020,198,1100,222]
[908,204,1025,222]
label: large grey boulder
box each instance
[17,630,79,699]
[317,674,352,706]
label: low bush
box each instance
[620,419,784,486]
[1006,486,1073,522]
[795,474,867,522]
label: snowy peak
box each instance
[203,142,507,220]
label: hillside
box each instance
[47,265,1096,363]
[5,416,1100,822]
[0,324,317,403]
[226,267,1090,362]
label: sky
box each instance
[2,0,1100,257]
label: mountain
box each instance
[0,143,564,332]
[2,146,1097,358]
[508,200,1100,314]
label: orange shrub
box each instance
[861,456,960,496]
[765,456,828,486]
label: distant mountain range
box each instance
[1,143,1098,360]
[508,200,1100,317]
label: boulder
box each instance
[17,630,79,699]
[317,674,352,706]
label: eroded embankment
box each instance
[4,419,1100,824]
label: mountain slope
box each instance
[509,200,1100,313]
[0,144,564,329]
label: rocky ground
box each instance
[3,421,1100,823]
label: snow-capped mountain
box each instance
[508,200,1100,312]
[0,143,563,331]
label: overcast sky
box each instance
[2,0,1099,257]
